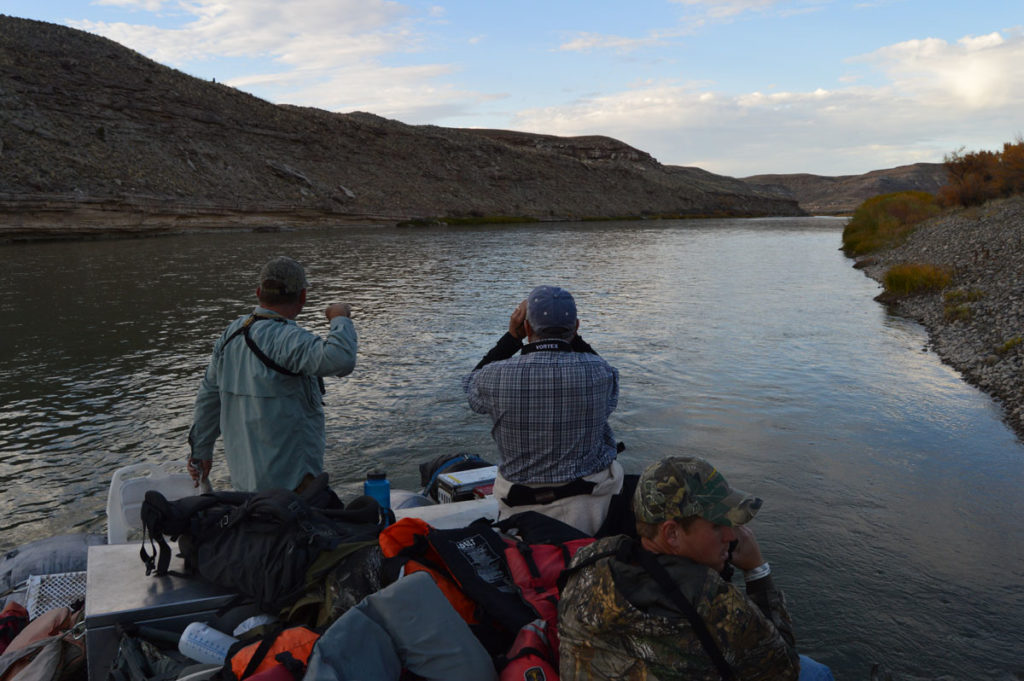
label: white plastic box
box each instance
[436,466,498,503]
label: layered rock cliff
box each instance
[0,15,803,241]
[745,163,949,215]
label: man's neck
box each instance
[640,536,665,555]
[258,302,300,320]
[527,334,572,344]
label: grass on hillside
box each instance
[882,263,952,296]
[996,336,1022,354]
[943,288,985,304]
[941,288,985,322]
[841,191,941,256]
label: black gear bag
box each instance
[139,473,389,613]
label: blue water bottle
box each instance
[364,470,391,510]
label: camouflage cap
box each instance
[258,256,309,296]
[633,456,763,527]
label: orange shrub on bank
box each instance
[998,140,1024,196]
[940,139,1024,207]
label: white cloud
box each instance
[67,0,475,122]
[510,30,1024,176]
[558,30,687,54]
[559,1,826,56]
[855,31,1024,110]
[669,0,787,19]
[248,62,484,121]
[73,0,413,63]
[92,0,168,10]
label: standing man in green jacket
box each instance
[187,256,358,493]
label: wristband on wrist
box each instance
[743,562,771,582]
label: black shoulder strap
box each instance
[139,491,226,577]
[139,523,172,577]
[558,539,736,681]
[633,547,736,681]
[239,623,286,680]
[556,544,626,593]
[237,316,301,377]
[224,315,325,395]
[222,314,260,348]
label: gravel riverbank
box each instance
[858,194,1024,441]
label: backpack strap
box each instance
[558,538,736,681]
[139,523,173,577]
[237,623,286,680]
[632,545,736,681]
[138,491,181,577]
[139,491,233,577]
[274,650,308,679]
[225,315,326,395]
[556,544,625,593]
[240,318,299,377]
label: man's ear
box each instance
[660,520,683,553]
[523,318,534,339]
[299,289,307,306]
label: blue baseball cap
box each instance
[526,285,577,333]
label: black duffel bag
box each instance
[140,473,388,613]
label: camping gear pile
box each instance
[0,462,638,681]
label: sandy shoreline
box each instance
[856,194,1024,441]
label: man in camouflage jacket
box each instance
[559,456,830,681]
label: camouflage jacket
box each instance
[558,535,799,681]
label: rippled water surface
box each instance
[1,219,1021,679]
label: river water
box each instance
[1,218,1021,679]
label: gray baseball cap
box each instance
[258,256,309,296]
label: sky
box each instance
[6,0,1023,177]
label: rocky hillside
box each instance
[856,195,1024,440]
[0,15,802,241]
[746,163,949,215]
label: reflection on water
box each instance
[1,218,1022,679]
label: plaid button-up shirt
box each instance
[463,334,619,484]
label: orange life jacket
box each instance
[228,626,320,680]
[378,516,480,623]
